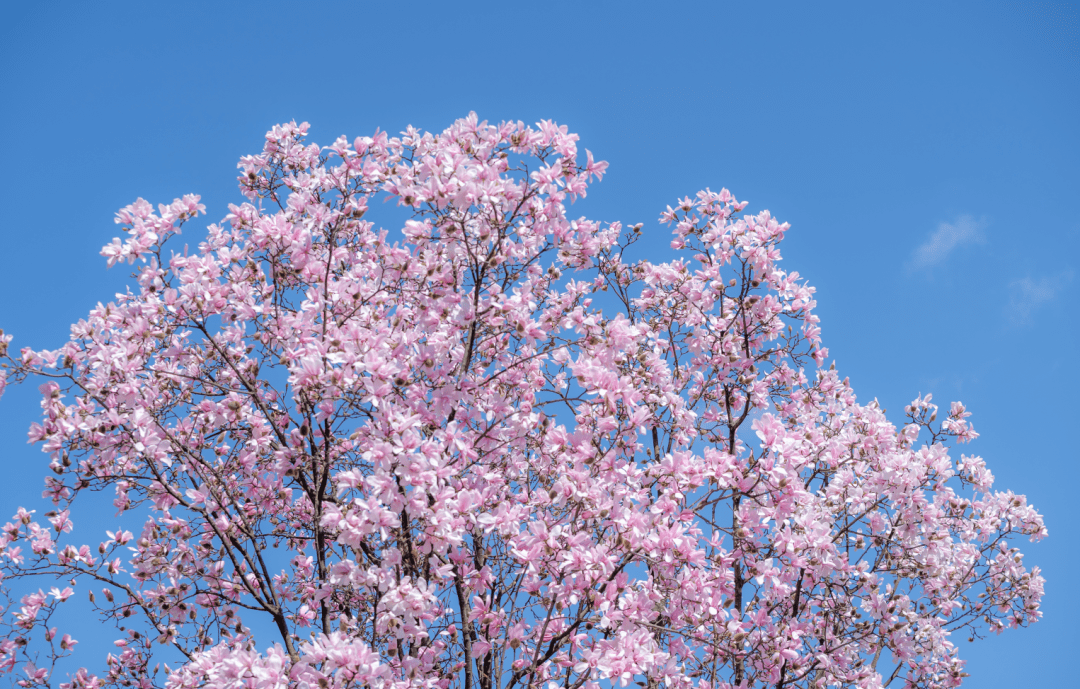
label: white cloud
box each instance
[1007,271,1074,323]
[909,215,986,269]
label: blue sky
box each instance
[0,1,1076,685]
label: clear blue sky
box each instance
[1,1,1076,685]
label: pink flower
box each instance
[49,586,73,602]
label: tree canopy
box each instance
[0,115,1045,689]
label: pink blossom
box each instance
[0,115,1045,689]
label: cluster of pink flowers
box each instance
[0,114,1045,688]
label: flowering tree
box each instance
[0,114,1046,689]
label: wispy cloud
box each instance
[1008,271,1074,323]
[909,215,986,270]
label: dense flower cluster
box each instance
[0,115,1045,689]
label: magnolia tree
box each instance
[0,115,1045,689]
